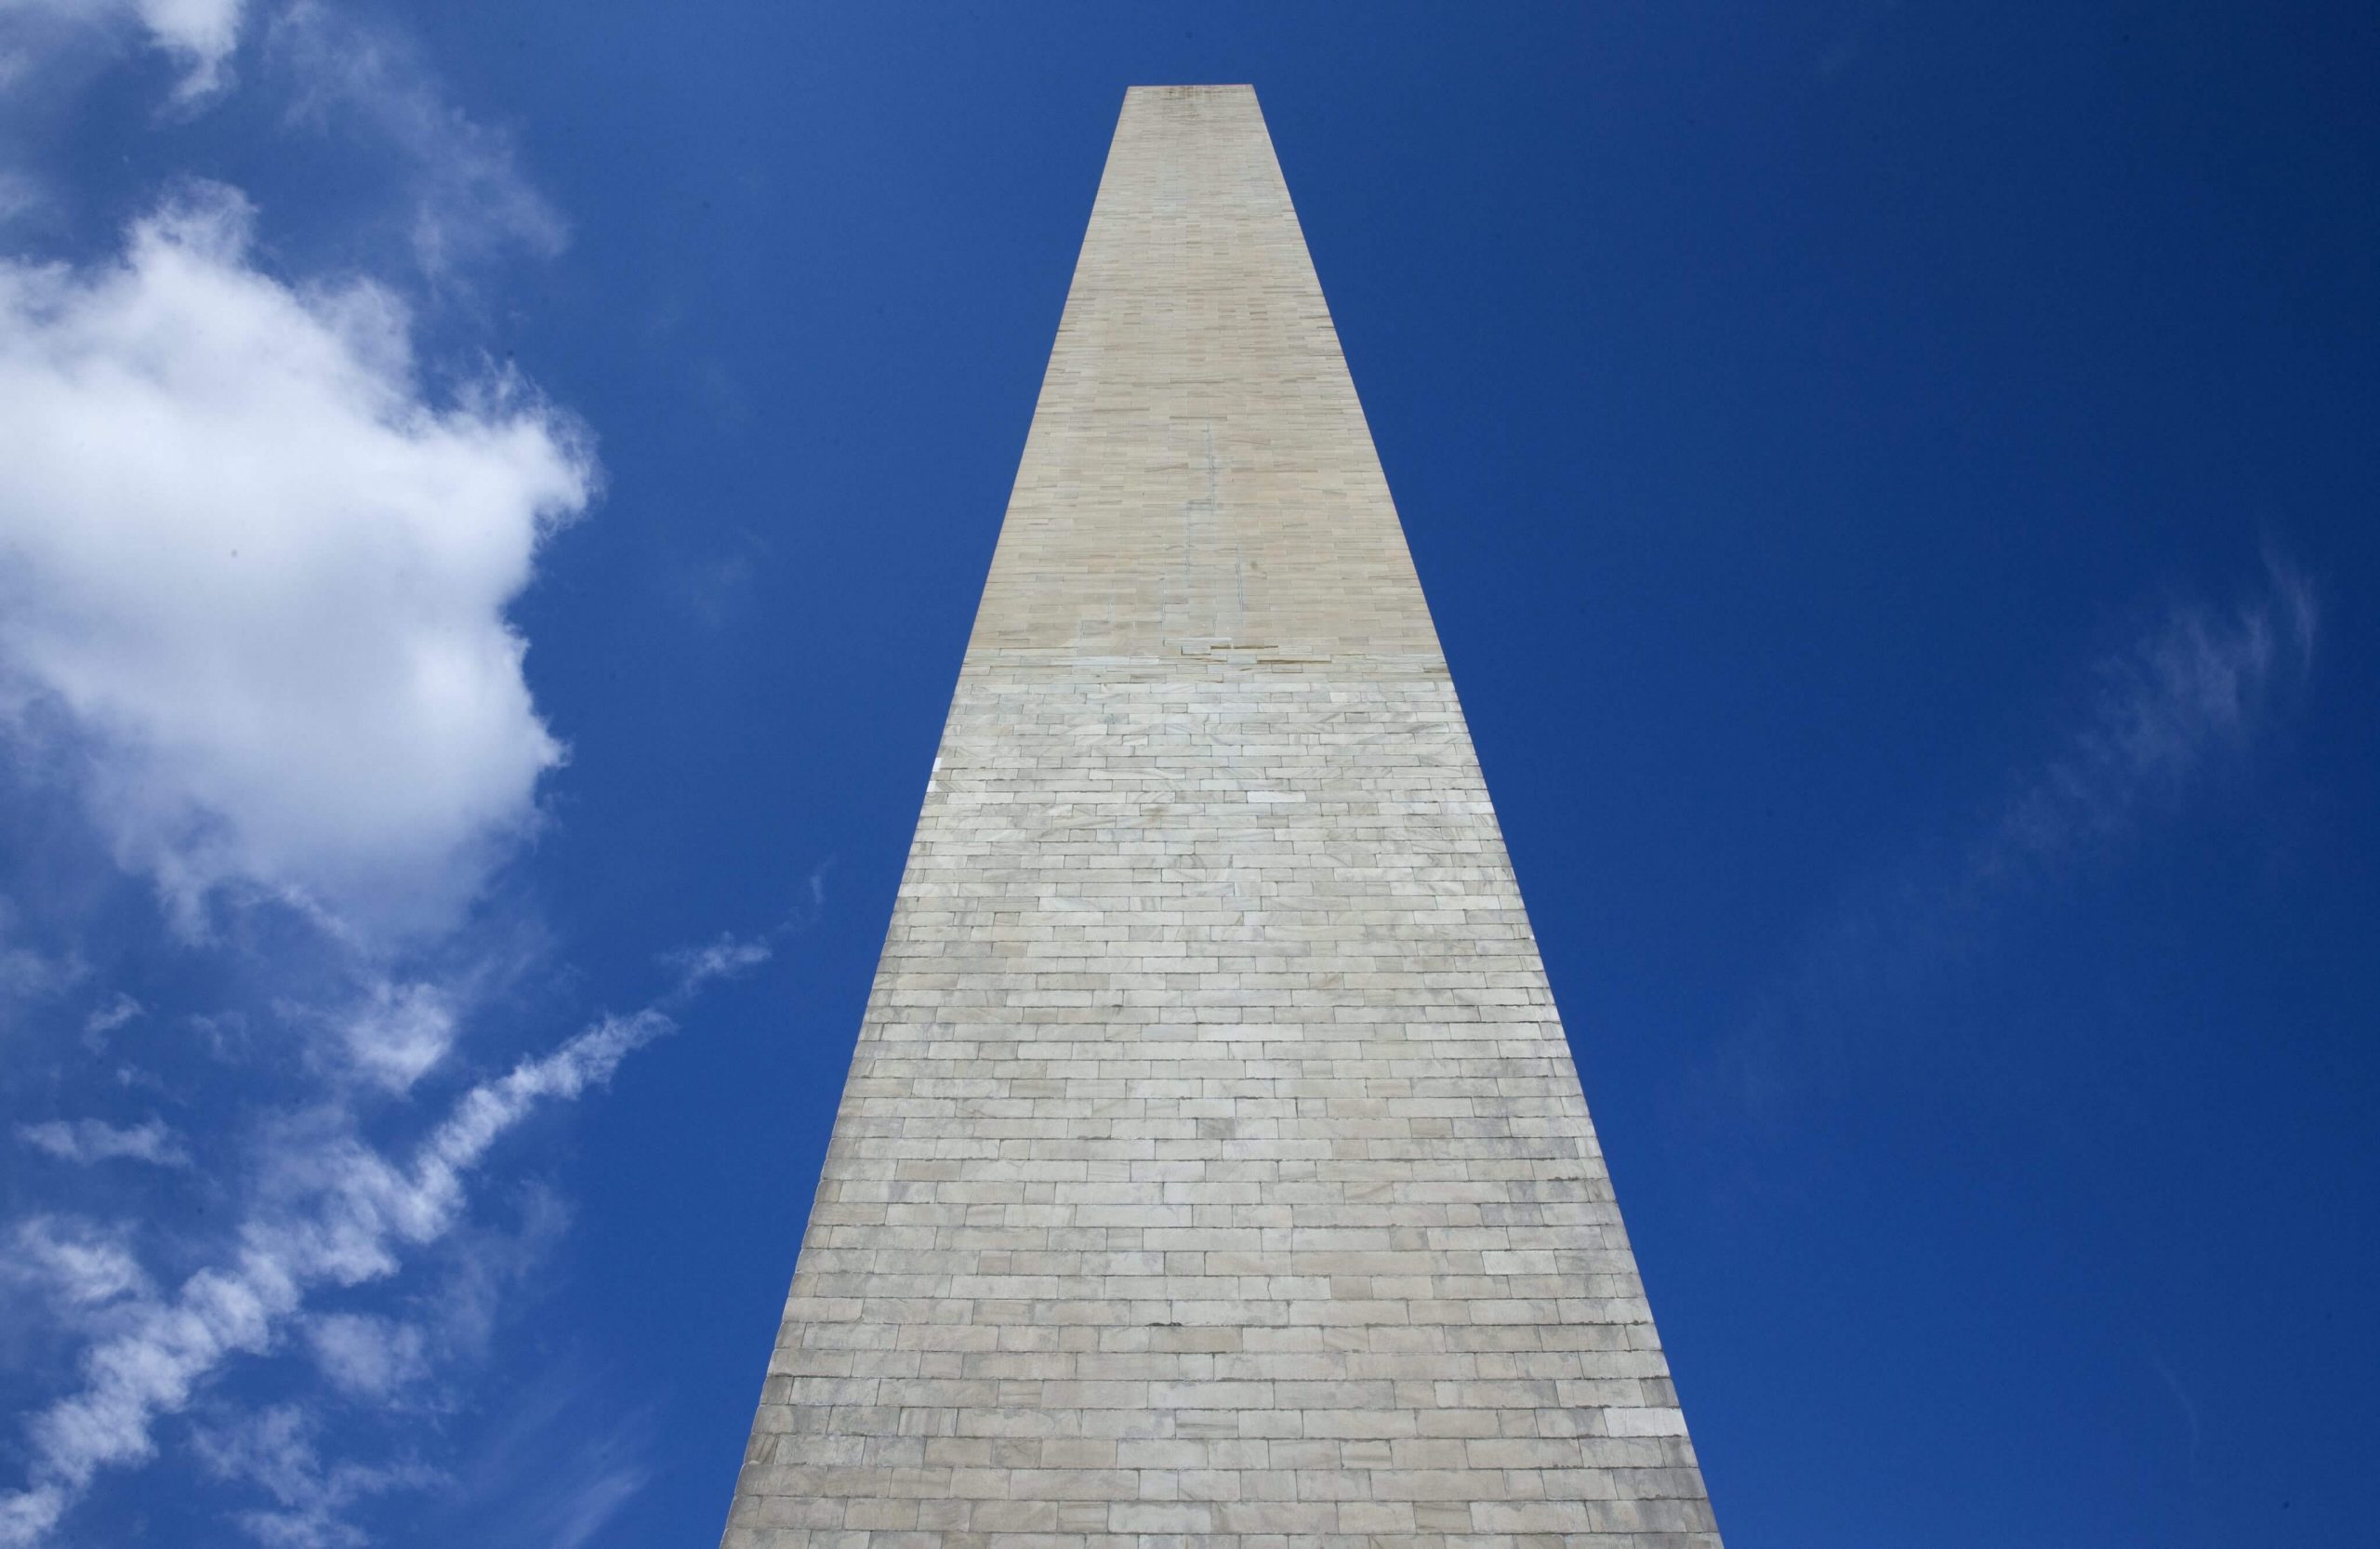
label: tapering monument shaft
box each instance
[723,86,1722,1548]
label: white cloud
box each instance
[660,933,778,1000]
[0,999,686,1546]
[16,1117,189,1168]
[0,898,86,1012]
[446,1368,652,1549]
[4,1217,153,1312]
[193,1405,436,1549]
[134,0,243,95]
[82,993,145,1041]
[1986,556,2318,878]
[0,184,593,943]
[0,0,244,99]
[336,980,456,1092]
[302,1313,427,1400]
[0,945,83,1007]
[269,2,568,281]
[538,1449,648,1549]
[0,169,39,229]
[1699,556,2324,1142]
[0,9,713,1544]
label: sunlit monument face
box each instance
[721,85,1723,1549]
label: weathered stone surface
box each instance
[722,83,1723,1549]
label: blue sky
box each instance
[0,2,2373,1544]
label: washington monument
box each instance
[722,86,1723,1548]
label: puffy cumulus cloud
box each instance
[0,184,593,944]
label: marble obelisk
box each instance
[722,85,1723,1549]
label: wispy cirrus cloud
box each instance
[0,937,768,1547]
[192,1405,437,1549]
[16,1117,189,1169]
[4,1216,155,1317]
[301,1314,428,1402]
[1699,555,2321,1139]
[0,898,86,1013]
[81,994,143,1044]
[1982,553,2317,881]
[267,1,569,284]
[443,1365,653,1549]
[0,0,245,99]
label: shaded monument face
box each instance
[723,85,1722,1549]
